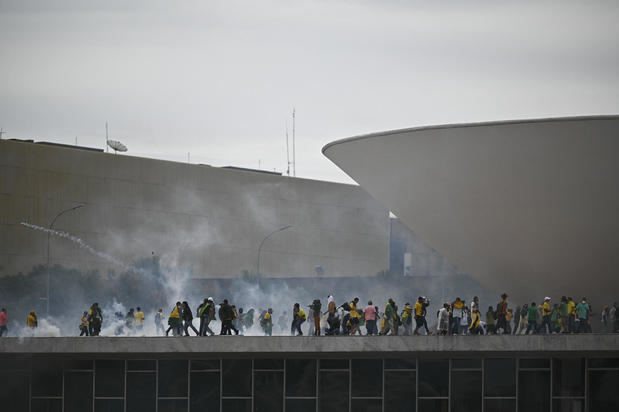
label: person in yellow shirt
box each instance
[451,298,465,335]
[413,298,424,335]
[166,302,182,336]
[134,307,145,332]
[348,298,362,335]
[292,303,306,336]
[80,311,89,336]
[567,297,576,333]
[27,311,38,328]
[401,303,413,335]
[262,308,273,336]
[469,307,481,334]
[541,297,552,334]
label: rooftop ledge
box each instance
[1,335,618,358]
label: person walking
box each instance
[27,310,38,336]
[469,307,482,335]
[459,307,470,335]
[79,311,89,336]
[291,303,306,336]
[451,298,465,335]
[88,303,103,336]
[413,297,425,335]
[182,301,199,336]
[515,303,528,335]
[541,297,552,334]
[155,309,165,335]
[310,299,322,336]
[199,298,216,336]
[567,297,576,333]
[575,298,590,333]
[134,307,145,332]
[364,301,377,335]
[380,299,397,335]
[495,293,509,334]
[166,302,183,336]
[348,298,362,336]
[219,299,237,335]
[401,303,413,335]
[505,309,513,334]
[0,308,8,337]
[601,305,609,332]
[261,308,273,336]
[437,303,450,335]
[526,302,538,334]
[197,299,209,336]
[485,306,496,335]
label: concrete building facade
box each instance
[0,335,618,412]
[323,116,619,304]
[0,139,389,279]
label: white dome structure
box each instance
[323,116,619,304]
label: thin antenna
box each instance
[292,107,296,177]
[75,136,78,146]
[0,128,6,139]
[285,120,290,176]
[105,122,109,153]
[188,152,190,164]
[259,159,261,169]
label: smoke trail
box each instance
[20,222,145,274]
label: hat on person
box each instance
[208,297,213,301]
[545,297,551,301]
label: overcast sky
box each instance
[1,0,618,184]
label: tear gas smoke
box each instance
[20,222,145,273]
[14,317,61,338]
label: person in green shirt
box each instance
[575,298,590,333]
[550,304,561,333]
[380,299,397,335]
[526,302,538,334]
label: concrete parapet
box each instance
[1,335,618,357]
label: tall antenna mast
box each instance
[285,120,291,176]
[292,108,296,177]
[105,122,109,153]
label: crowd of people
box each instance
[1,295,617,337]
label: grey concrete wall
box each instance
[0,139,389,278]
[1,335,618,356]
[389,217,458,277]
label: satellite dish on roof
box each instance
[106,139,128,153]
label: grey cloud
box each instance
[1,0,618,184]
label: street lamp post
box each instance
[46,204,84,316]
[256,225,293,277]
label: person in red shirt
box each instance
[364,301,377,335]
[0,308,7,337]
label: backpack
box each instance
[198,303,209,318]
[341,302,351,312]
